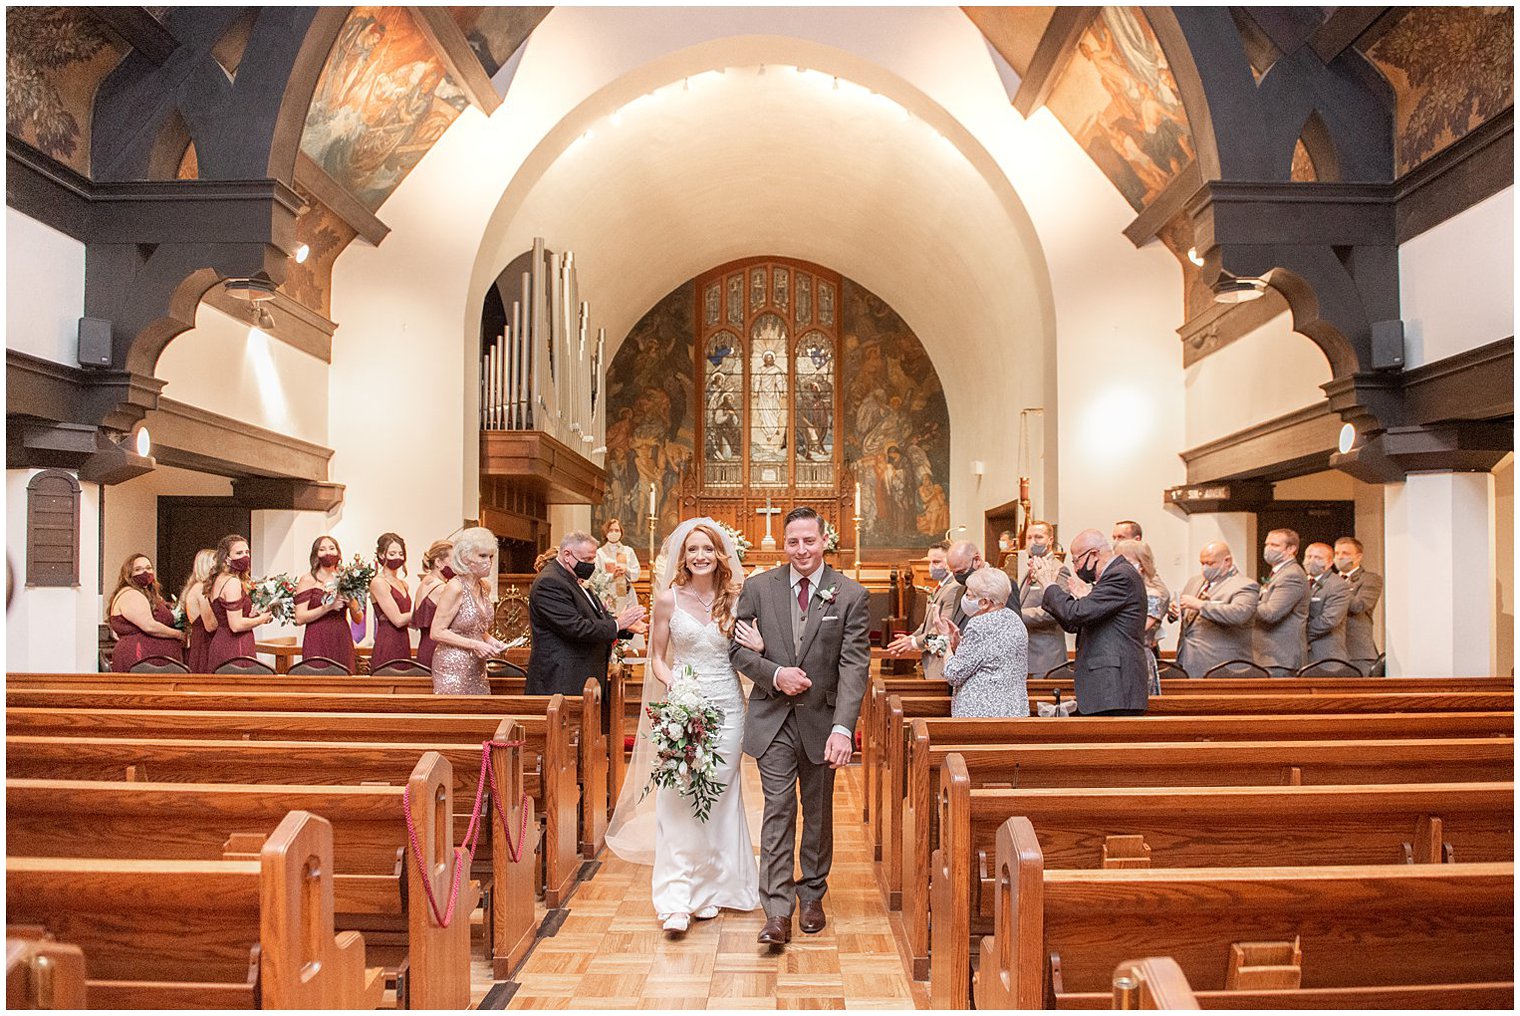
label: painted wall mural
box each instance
[300,6,469,212]
[599,282,697,540]
[1047,6,1195,211]
[596,270,949,552]
[449,7,549,78]
[1365,7,1513,176]
[5,7,125,175]
[840,281,950,548]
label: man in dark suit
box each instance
[1030,528,1149,716]
[526,531,647,726]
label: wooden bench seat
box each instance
[872,704,1513,923]
[6,928,86,1009]
[6,810,386,1009]
[970,816,1514,1010]
[895,734,1514,979]
[4,733,541,979]
[8,680,609,868]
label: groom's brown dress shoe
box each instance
[799,898,826,934]
[757,915,792,946]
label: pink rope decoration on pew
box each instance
[402,738,534,928]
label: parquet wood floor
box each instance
[470,757,926,1010]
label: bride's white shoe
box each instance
[693,906,720,920]
[662,913,690,933]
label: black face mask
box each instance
[1075,554,1098,584]
[572,559,596,581]
[953,568,973,585]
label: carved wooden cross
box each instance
[756,495,782,549]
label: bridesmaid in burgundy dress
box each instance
[107,554,184,671]
[411,539,454,669]
[294,535,364,672]
[179,548,218,673]
[206,535,272,671]
[369,532,414,670]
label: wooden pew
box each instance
[6,810,387,1009]
[6,754,478,1006]
[860,673,1514,831]
[6,929,86,1010]
[896,733,1514,979]
[1109,957,1199,1010]
[7,663,632,821]
[872,702,1513,920]
[5,730,544,977]
[970,816,1514,1010]
[7,682,609,865]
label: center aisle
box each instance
[498,755,926,1009]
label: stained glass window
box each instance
[794,331,835,487]
[818,281,835,326]
[726,274,743,325]
[703,331,742,486]
[748,312,789,485]
[796,273,813,325]
[750,268,766,310]
[774,268,789,310]
[704,283,721,327]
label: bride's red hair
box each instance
[672,524,743,636]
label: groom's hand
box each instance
[824,731,853,769]
[775,667,811,696]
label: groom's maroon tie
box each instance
[797,576,810,614]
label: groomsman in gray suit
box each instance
[1012,521,1072,679]
[886,541,962,679]
[1174,542,1259,677]
[1335,536,1384,673]
[1303,542,1352,665]
[1253,528,1310,675]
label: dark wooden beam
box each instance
[294,152,390,247]
[1394,106,1513,243]
[410,7,503,116]
[1401,338,1514,426]
[90,7,180,65]
[1013,7,1097,117]
[1124,160,1202,247]
[480,430,607,505]
[144,397,334,482]
[1309,7,1393,63]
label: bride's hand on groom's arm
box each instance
[733,619,764,653]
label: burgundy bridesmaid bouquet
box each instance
[251,573,298,625]
[335,555,376,604]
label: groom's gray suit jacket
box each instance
[729,564,872,765]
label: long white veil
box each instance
[604,517,743,864]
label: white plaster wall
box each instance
[6,469,102,672]
[100,465,234,593]
[324,6,1188,588]
[6,207,85,365]
[1494,454,1513,676]
[1399,185,1514,369]
[1184,310,1332,448]
[155,301,329,444]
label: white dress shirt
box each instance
[785,563,851,740]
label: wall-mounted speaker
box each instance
[1371,319,1405,371]
[77,317,112,368]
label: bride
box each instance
[605,518,762,932]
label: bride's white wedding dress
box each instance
[651,604,761,918]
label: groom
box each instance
[729,506,871,946]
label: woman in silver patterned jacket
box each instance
[939,567,1029,718]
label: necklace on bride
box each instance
[684,587,715,613]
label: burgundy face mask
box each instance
[230,557,251,574]
[131,572,155,588]
[385,558,404,571]
[440,565,456,580]
[318,553,341,568]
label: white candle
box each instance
[649,482,656,516]
[855,482,861,515]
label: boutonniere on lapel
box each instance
[817,585,838,604]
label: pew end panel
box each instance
[928,754,973,1004]
[5,930,87,1010]
[401,752,476,1010]
[488,721,540,979]
[1111,956,1201,1009]
[543,694,581,908]
[259,810,386,1010]
[579,678,608,860]
[971,816,1044,1011]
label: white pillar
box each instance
[6,468,102,672]
[249,509,330,644]
[1383,471,1497,677]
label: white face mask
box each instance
[960,594,982,617]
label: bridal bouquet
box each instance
[642,664,727,821]
[251,573,299,625]
[821,518,841,553]
[335,555,376,604]
[715,521,751,562]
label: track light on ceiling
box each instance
[254,306,275,330]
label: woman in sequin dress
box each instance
[1115,538,1168,695]
[429,527,507,694]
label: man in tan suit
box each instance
[887,541,963,679]
[1013,521,1072,679]
[1173,541,1259,677]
